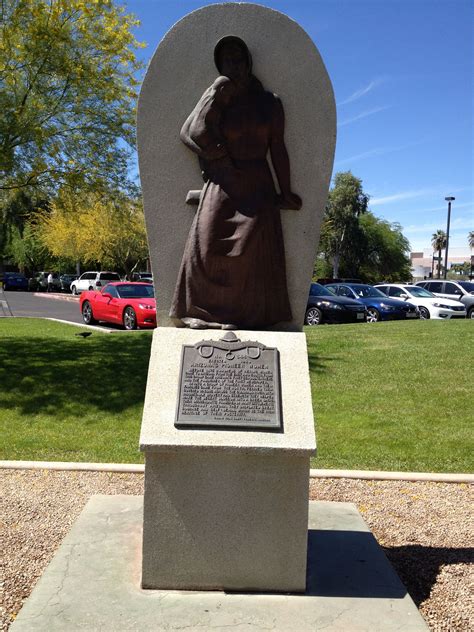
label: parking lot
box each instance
[0,288,84,325]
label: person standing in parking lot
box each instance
[47,272,53,293]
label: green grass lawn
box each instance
[0,318,472,472]
[0,319,151,464]
[306,319,473,473]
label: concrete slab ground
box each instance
[11,496,428,631]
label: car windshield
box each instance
[404,286,434,298]
[458,281,474,293]
[351,285,386,298]
[310,283,336,297]
[116,284,154,299]
[101,273,121,281]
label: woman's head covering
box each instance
[214,36,252,74]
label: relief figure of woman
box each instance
[170,36,301,329]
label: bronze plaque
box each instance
[175,333,282,431]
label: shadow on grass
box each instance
[0,334,152,417]
[307,354,341,374]
[384,544,474,606]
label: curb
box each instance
[32,292,79,302]
[46,318,117,333]
[1,460,472,483]
[309,468,473,484]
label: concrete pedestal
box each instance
[140,329,316,592]
[11,497,428,631]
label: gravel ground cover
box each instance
[1,469,472,631]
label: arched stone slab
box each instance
[137,3,336,329]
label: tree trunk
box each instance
[333,252,340,278]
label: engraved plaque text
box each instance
[175,334,282,431]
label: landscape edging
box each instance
[0,461,472,483]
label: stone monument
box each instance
[9,5,429,630]
[137,3,335,592]
[137,3,336,331]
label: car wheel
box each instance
[82,301,96,325]
[123,306,137,330]
[366,307,380,323]
[468,306,474,319]
[305,307,322,326]
[419,306,430,319]
[71,286,78,295]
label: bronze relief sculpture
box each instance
[170,36,302,330]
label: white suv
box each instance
[70,271,121,295]
[375,284,466,320]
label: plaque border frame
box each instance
[174,338,283,432]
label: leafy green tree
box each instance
[0,0,143,199]
[316,172,411,282]
[35,189,149,277]
[357,213,412,283]
[431,229,446,279]
[320,171,369,277]
[6,220,51,273]
[468,231,474,249]
[0,190,50,264]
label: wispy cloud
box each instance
[371,188,473,206]
[338,106,390,127]
[335,141,419,167]
[337,78,385,106]
[394,201,474,214]
[403,217,474,234]
[371,189,436,205]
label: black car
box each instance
[130,271,153,282]
[305,283,367,325]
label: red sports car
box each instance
[80,282,156,330]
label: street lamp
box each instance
[444,196,455,279]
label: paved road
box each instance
[0,289,84,324]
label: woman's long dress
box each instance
[170,83,292,329]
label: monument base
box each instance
[140,329,316,593]
[11,496,428,631]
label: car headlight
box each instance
[138,304,155,310]
[433,303,451,309]
[320,300,343,309]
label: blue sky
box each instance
[125,0,473,252]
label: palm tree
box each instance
[431,230,446,279]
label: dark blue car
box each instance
[2,272,29,291]
[324,283,419,322]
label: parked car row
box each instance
[72,271,154,294]
[305,281,471,325]
[375,284,467,320]
[1,270,154,294]
[323,283,419,322]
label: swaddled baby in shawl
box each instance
[180,75,236,171]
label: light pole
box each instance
[444,196,455,279]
